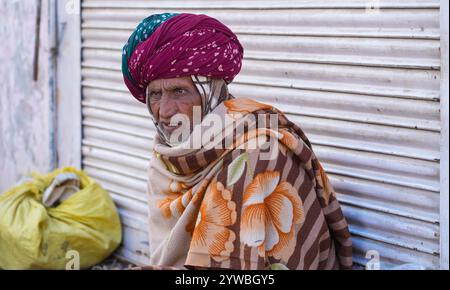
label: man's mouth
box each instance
[161,122,181,134]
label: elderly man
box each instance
[121,13,352,270]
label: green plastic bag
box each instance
[0,167,122,270]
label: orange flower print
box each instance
[279,129,299,151]
[190,181,237,262]
[158,189,193,219]
[158,180,192,219]
[224,98,272,115]
[240,171,304,262]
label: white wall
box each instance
[440,0,449,270]
[0,0,55,193]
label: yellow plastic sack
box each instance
[0,167,122,270]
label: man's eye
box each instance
[149,91,162,100]
[174,88,186,95]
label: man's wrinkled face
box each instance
[147,77,202,137]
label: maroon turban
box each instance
[122,13,244,103]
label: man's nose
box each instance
[158,95,177,121]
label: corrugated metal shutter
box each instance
[80,0,442,268]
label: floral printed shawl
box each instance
[145,98,352,270]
